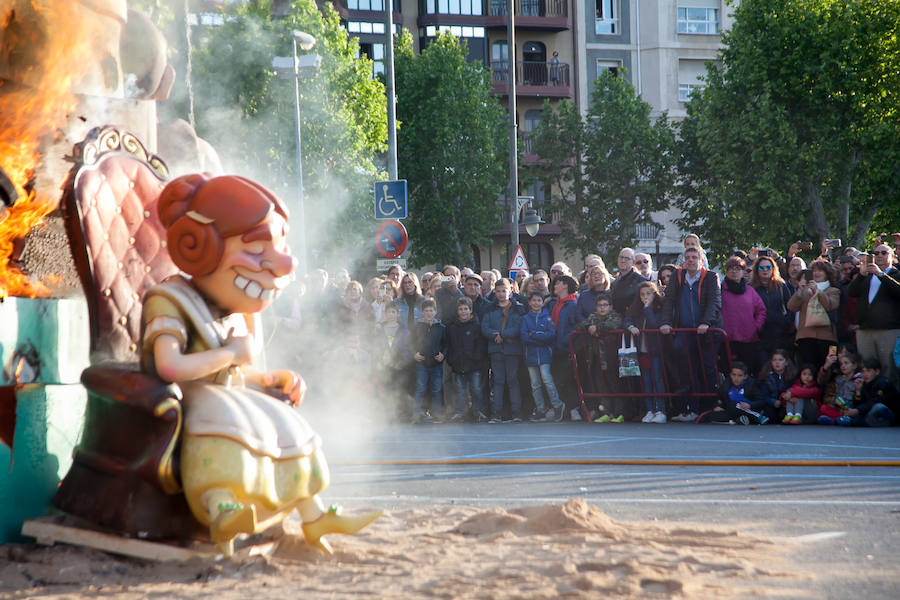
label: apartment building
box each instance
[579,0,734,261]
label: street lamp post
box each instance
[290,30,316,277]
[512,195,544,251]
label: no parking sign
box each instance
[374,219,408,258]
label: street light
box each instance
[512,195,544,249]
[271,30,321,277]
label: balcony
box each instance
[485,0,570,30]
[491,60,573,98]
[632,223,662,241]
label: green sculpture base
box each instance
[0,384,86,543]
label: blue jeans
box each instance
[490,353,522,418]
[455,371,484,414]
[414,364,443,414]
[641,354,665,413]
[852,403,897,427]
[527,363,561,411]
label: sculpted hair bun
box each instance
[156,174,285,277]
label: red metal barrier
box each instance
[568,328,733,420]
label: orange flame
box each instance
[0,1,103,298]
[13,356,24,385]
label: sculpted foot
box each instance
[301,505,383,554]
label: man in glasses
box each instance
[848,243,900,383]
[550,262,571,279]
[611,247,644,314]
[634,252,656,281]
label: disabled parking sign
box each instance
[374,180,408,219]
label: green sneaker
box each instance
[611,415,625,423]
[594,414,611,423]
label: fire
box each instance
[0,0,104,298]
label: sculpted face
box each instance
[192,211,295,314]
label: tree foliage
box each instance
[529,72,677,266]
[675,0,900,261]
[182,0,388,268]
[394,31,507,268]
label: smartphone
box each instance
[802,269,813,281]
[798,241,814,251]
[828,345,838,356]
[861,253,872,267]
[825,238,842,249]
[758,248,770,257]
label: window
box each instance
[678,59,707,101]
[491,40,509,81]
[359,42,385,77]
[677,1,719,34]
[348,0,385,10]
[424,0,483,16]
[424,25,485,38]
[522,110,542,153]
[596,59,621,78]
[595,0,618,35]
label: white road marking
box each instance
[787,531,848,543]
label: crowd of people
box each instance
[270,233,900,428]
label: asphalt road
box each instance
[315,420,900,599]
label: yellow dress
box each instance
[141,275,328,532]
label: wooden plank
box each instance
[20,517,279,561]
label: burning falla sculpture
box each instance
[142,174,380,557]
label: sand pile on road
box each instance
[1,499,809,599]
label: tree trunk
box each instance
[849,201,882,249]
[804,181,830,242]
[836,202,849,240]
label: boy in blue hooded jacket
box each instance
[520,291,566,422]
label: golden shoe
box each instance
[301,506,383,554]
[210,502,257,544]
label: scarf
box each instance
[724,277,746,295]
[551,293,577,326]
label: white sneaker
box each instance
[684,411,699,422]
[652,411,667,424]
[671,413,688,422]
[641,411,655,423]
[570,409,582,421]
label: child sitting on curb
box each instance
[704,361,769,424]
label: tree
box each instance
[394,31,507,268]
[675,0,900,261]
[529,72,677,266]
[181,0,388,268]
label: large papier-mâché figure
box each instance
[141,173,380,556]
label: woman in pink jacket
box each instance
[721,256,767,376]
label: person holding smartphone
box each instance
[787,260,840,372]
[847,243,900,383]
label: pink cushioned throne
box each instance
[53,126,204,539]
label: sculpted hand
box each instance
[263,370,306,406]
[226,328,254,365]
